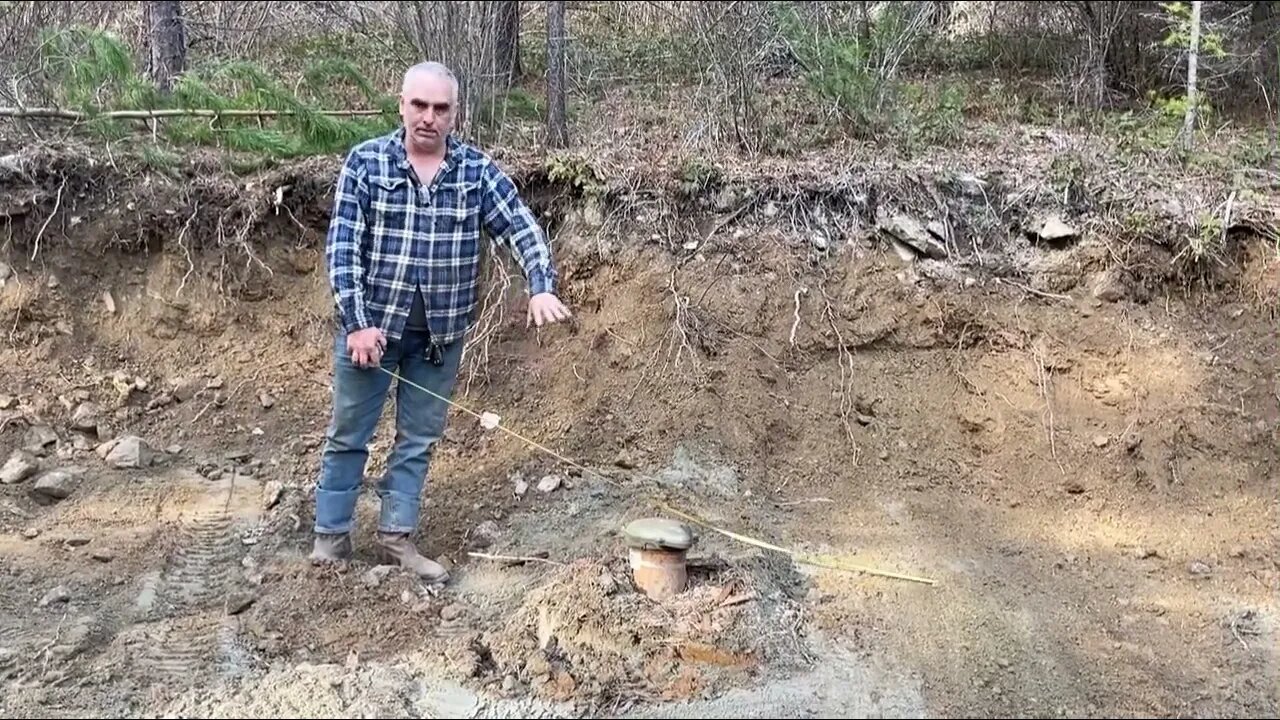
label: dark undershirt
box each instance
[406,285,429,334]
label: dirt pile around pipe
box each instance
[438,550,809,713]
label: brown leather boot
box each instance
[375,532,450,583]
[309,533,353,565]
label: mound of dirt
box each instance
[442,549,810,714]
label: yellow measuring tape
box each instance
[378,365,937,587]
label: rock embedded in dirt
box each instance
[226,593,255,615]
[614,451,638,469]
[1188,560,1212,576]
[439,603,465,622]
[170,376,203,402]
[0,394,15,409]
[1092,435,1110,448]
[261,481,284,510]
[1034,215,1078,243]
[70,402,101,433]
[537,475,563,493]
[32,468,82,500]
[880,213,948,260]
[104,436,153,469]
[0,451,39,484]
[24,426,58,455]
[1091,269,1128,302]
[259,392,275,409]
[469,520,500,549]
[362,565,394,589]
[39,586,70,607]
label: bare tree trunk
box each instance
[1182,0,1202,151]
[1252,0,1279,104]
[146,0,186,95]
[495,0,521,87]
[546,0,568,148]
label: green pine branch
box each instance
[33,26,400,159]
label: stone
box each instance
[0,451,38,484]
[39,586,71,607]
[24,425,58,454]
[1092,269,1128,303]
[105,436,153,469]
[171,376,203,402]
[226,593,255,615]
[1035,215,1078,243]
[70,402,101,432]
[469,521,500,549]
[261,480,284,510]
[880,214,948,260]
[362,565,394,588]
[536,475,562,493]
[32,468,82,499]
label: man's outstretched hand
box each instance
[347,327,386,368]
[528,293,572,328]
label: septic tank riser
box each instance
[629,547,688,600]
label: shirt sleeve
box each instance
[480,159,558,296]
[325,150,373,333]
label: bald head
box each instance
[399,61,458,155]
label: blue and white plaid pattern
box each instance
[325,128,557,345]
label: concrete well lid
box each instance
[623,517,695,551]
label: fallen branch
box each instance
[467,551,565,567]
[0,106,388,121]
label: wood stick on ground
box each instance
[467,551,565,567]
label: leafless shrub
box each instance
[302,0,513,138]
[686,1,786,156]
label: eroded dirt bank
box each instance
[0,140,1277,718]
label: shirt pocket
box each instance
[434,180,481,225]
[369,175,411,211]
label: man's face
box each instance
[400,73,455,153]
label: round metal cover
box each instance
[623,517,695,551]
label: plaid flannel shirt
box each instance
[325,128,557,346]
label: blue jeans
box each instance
[313,328,463,536]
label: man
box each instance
[311,61,571,582]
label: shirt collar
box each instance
[389,127,462,175]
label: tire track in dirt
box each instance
[140,473,263,681]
